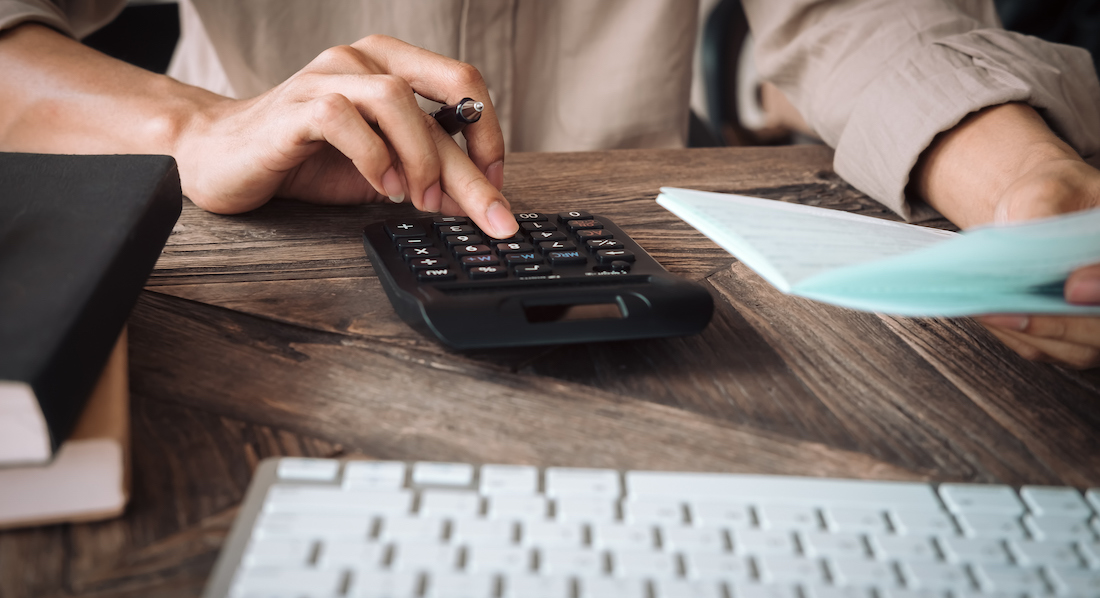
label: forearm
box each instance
[0,23,220,157]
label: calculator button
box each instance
[496,242,535,254]
[445,234,484,247]
[596,249,635,263]
[461,255,500,268]
[397,237,433,248]
[453,244,492,257]
[417,267,457,281]
[558,210,591,222]
[410,257,450,270]
[438,224,477,236]
[515,213,548,222]
[529,230,568,243]
[432,216,470,226]
[565,219,602,231]
[548,250,587,265]
[386,221,426,238]
[576,229,613,241]
[505,252,542,265]
[403,246,442,260]
[487,234,526,244]
[539,241,576,254]
[515,264,552,277]
[521,221,556,232]
[468,265,508,279]
[587,239,623,250]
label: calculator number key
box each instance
[596,249,635,263]
[439,224,477,235]
[468,265,508,279]
[444,234,484,247]
[558,210,591,222]
[453,244,492,257]
[539,241,576,254]
[496,242,535,254]
[587,239,623,250]
[521,221,556,232]
[403,246,442,260]
[515,213,548,222]
[530,230,568,243]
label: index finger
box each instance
[353,35,505,181]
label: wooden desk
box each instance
[2,146,1098,596]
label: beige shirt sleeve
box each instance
[743,0,1100,221]
[0,0,123,39]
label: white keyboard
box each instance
[202,458,1100,598]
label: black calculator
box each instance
[362,210,713,349]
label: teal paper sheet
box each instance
[656,187,1100,316]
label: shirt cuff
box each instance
[833,29,1100,222]
[0,1,75,36]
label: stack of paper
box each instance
[656,187,1100,316]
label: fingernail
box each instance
[486,201,517,238]
[382,167,404,203]
[486,161,504,191]
[1066,276,1100,304]
[422,182,442,213]
[977,315,1030,331]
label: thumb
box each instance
[1066,263,1100,305]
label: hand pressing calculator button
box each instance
[362,210,713,348]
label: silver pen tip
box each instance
[473,101,484,113]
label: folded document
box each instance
[656,187,1100,317]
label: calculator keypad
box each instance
[385,212,635,283]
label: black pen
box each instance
[431,98,484,135]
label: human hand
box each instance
[174,35,517,238]
[973,158,1100,368]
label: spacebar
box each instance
[625,471,942,510]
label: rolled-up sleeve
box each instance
[743,0,1100,221]
[1,0,124,39]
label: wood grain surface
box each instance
[3,146,1098,597]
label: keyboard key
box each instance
[265,486,412,515]
[256,512,373,539]
[1008,539,1083,567]
[756,555,827,584]
[731,529,797,555]
[898,561,972,591]
[547,250,586,265]
[545,468,620,498]
[1046,566,1100,594]
[628,472,942,510]
[611,549,678,578]
[683,552,751,580]
[449,519,515,544]
[348,570,420,598]
[868,535,938,562]
[379,517,445,542]
[315,539,385,568]
[565,219,602,231]
[938,484,1024,515]
[971,564,1049,593]
[937,537,1011,564]
[419,490,481,517]
[799,531,868,559]
[1087,489,1100,513]
[651,579,723,598]
[488,495,548,521]
[577,577,648,598]
[1078,540,1100,567]
[623,499,685,525]
[953,512,1025,539]
[276,457,339,481]
[479,464,539,495]
[444,234,484,247]
[231,567,344,597]
[591,523,656,550]
[521,521,584,547]
[727,582,800,598]
[390,542,459,571]
[538,547,605,575]
[823,507,889,534]
[554,496,617,522]
[386,220,426,238]
[413,462,475,487]
[1020,486,1092,517]
[422,572,495,598]
[1024,513,1094,540]
[689,501,753,528]
[756,504,821,530]
[660,526,724,552]
[465,545,532,574]
[888,509,957,536]
[803,588,874,598]
[410,257,452,271]
[513,264,552,277]
[829,558,900,587]
[403,246,442,260]
[500,575,571,598]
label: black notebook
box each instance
[0,153,181,465]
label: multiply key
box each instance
[403,247,441,260]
